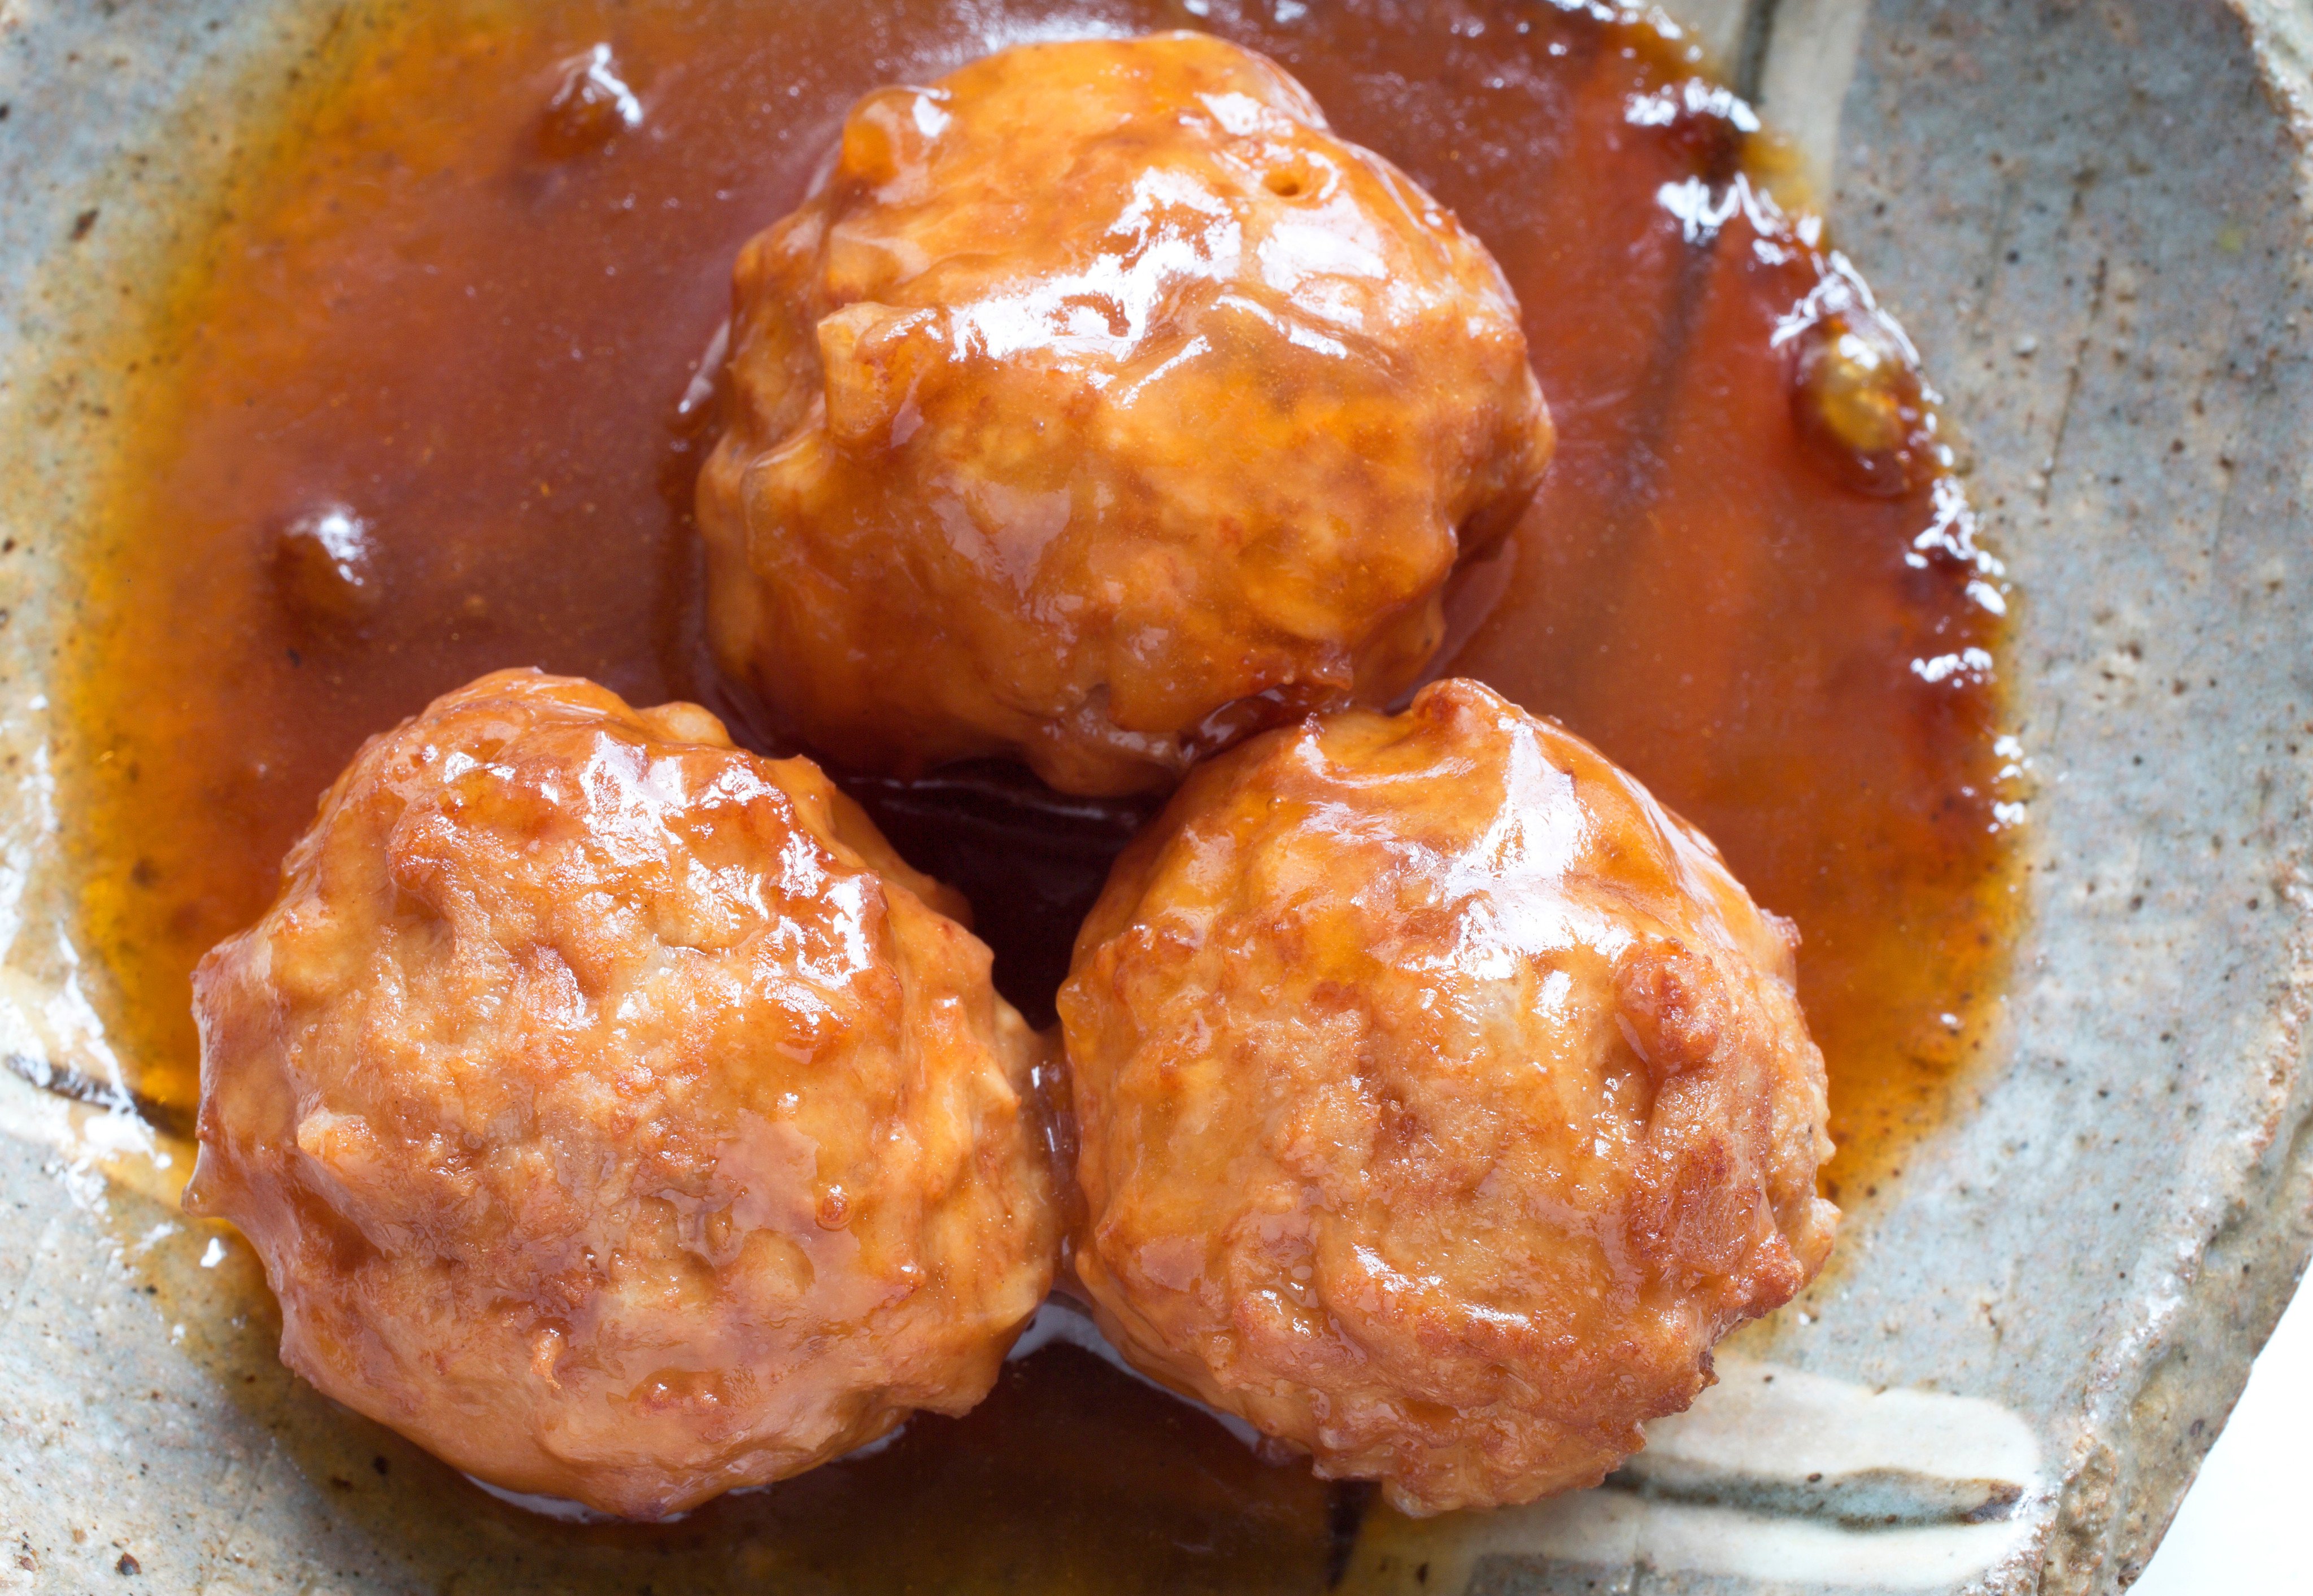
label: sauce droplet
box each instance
[273,503,381,636]
[1790,309,1936,498]
[537,44,643,160]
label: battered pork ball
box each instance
[1057,679,1837,1514]
[698,33,1554,797]
[185,669,1057,1519]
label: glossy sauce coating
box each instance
[59,0,2013,1585]
[1062,679,1837,1515]
[188,669,1056,1518]
[699,31,1552,794]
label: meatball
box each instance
[185,669,1057,1519]
[698,32,1553,796]
[1056,678,1837,1514]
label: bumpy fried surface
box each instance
[186,669,1056,1519]
[698,32,1553,796]
[1057,679,1837,1514]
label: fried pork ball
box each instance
[185,669,1057,1519]
[1057,679,1837,1515]
[698,33,1554,797]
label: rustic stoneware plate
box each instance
[2,1,2309,1591]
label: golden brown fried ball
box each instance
[185,669,1057,1519]
[1057,678,1837,1515]
[698,33,1553,796]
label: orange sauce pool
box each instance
[56,0,2014,1584]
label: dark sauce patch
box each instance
[56,0,2014,1585]
[838,763,1159,1028]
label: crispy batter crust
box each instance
[698,32,1553,795]
[187,669,1056,1518]
[1059,678,1837,1514]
